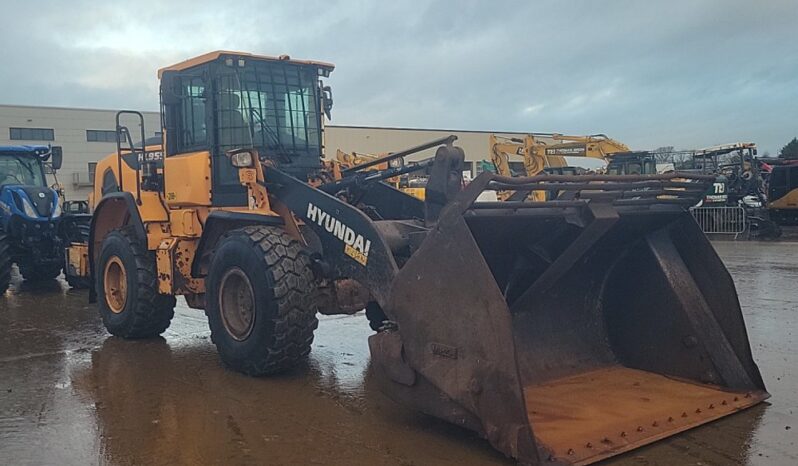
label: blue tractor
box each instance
[0,145,88,293]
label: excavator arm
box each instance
[547,133,631,159]
[489,134,524,177]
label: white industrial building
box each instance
[0,104,526,201]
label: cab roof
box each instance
[157,50,335,78]
[0,145,51,156]
[694,142,756,156]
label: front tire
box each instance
[206,226,319,376]
[0,233,11,294]
[96,228,175,338]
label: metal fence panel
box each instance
[690,206,747,237]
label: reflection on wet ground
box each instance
[1,243,797,465]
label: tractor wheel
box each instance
[96,227,175,338]
[206,225,319,376]
[18,263,62,281]
[0,233,11,294]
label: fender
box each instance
[190,210,284,278]
[88,192,146,302]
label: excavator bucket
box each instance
[368,172,768,465]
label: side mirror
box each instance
[322,85,333,120]
[50,146,63,171]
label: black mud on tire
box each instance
[0,233,10,294]
[66,273,92,290]
[19,263,62,281]
[97,228,175,338]
[206,226,319,376]
[366,301,388,332]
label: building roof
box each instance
[157,50,335,78]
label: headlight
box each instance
[51,200,62,218]
[21,197,38,218]
[230,151,254,168]
[388,158,404,169]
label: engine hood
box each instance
[0,184,59,219]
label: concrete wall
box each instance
[0,104,160,199]
[0,104,529,200]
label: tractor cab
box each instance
[0,145,63,221]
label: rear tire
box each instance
[18,263,62,281]
[96,228,175,338]
[206,226,319,376]
[0,233,10,294]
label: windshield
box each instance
[0,155,46,187]
[216,61,321,159]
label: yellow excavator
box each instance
[490,133,657,200]
[547,133,659,175]
[65,51,767,465]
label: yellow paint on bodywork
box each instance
[156,238,205,295]
[769,188,798,209]
[169,209,201,238]
[164,151,212,207]
[66,243,89,279]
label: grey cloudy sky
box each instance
[1,0,796,154]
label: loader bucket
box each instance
[369,173,768,465]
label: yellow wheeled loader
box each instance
[66,51,768,465]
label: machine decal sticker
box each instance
[306,202,371,266]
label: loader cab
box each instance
[606,152,657,176]
[158,51,334,206]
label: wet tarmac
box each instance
[0,242,796,465]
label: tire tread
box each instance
[208,225,319,375]
[99,227,175,338]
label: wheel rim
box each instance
[218,267,256,341]
[104,256,127,314]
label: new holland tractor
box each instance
[0,145,90,292]
[66,51,768,465]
